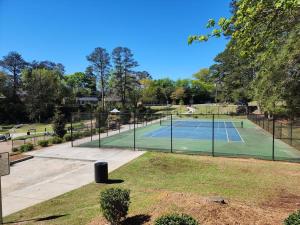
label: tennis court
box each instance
[75,114,300,162]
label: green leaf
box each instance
[206,19,215,28]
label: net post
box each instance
[272,117,275,161]
[171,114,173,153]
[71,113,73,147]
[212,114,215,157]
[134,112,136,151]
[98,112,101,148]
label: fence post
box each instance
[90,110,93,141]
[280,122,282,139]
[170,114,173,153]
[290,121,293,145]
[133,112,136,151]
[71,113,73,147]
[212,114,215,157]
[107,115,109,137]
[272,117,275,161]
[98,112,101,148]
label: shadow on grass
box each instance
[106,179,124,184]
[122,214,151,225]
[4,214,68,224]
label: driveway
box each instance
[2,143,145,216]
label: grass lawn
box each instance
[0,123,53,134]
[150,104,238,115]
[4,152,300,225]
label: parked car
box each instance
[0,133,11,142]
[0,134,7,142]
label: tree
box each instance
[87,47,111,110]
[65,72,96,97]
[153,78,175,104]
[193,68,210,81]
[136,71,152,80]
[31,60,65,75]
[140,79,157,104]
[171,87,185,104]
[111,47,138,108]
[22,68,64,122]
[0,51,27,99]
[188,0,300,116]
[52,108,66,138]
[84,66,97,96]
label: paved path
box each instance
[3,143,145,216]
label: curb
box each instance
[10,155,34,165]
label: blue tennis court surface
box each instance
[145,120,243,142]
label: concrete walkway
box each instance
[3,143,145,216]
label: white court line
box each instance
[233,122,245,143]
[224,121,230,143]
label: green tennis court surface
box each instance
[77,118,300,162]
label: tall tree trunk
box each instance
[101,76,105,110]
[122,71,127,108]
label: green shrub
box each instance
[155,213,199,225]
[20,143,34,152]
[38,140,49,147]
[52,109,66,138]
[83,131,91,137]
[12,147,19,152]
[63,133,72,142]
[284,210,300,225]
[72,132,81,140]
[50,136,63,144]
[100,188,130,225]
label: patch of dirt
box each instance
[10,153,29,161]
[261,189,300,210]
[88,191,300,225]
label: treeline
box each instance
[189,0,300,117]
[0,49,215,123]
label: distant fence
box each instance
[71,112,300,163]
[247,114,300,152]
[11,134,53,150]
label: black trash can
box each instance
[95,161,108,183]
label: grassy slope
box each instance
[4,152,300,225]
[150,104,238,114]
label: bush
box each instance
[155,213,199,225]
[52,108,66,138]
[72,132,82,140]
[284,210,300,225]
[38,140,49,147]
[100,188,130,225]
[63,133,72,142]
[12,147,19,152]
[20,143,34,152]
[50,136,63,144]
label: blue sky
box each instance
[0,0,231,79]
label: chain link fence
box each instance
[71,112,300,163]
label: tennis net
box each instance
[160,119,243,128]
